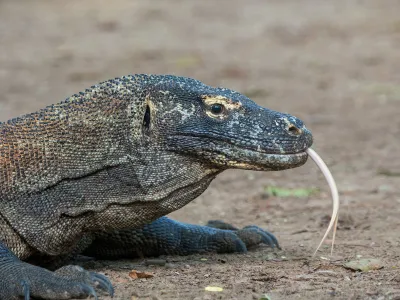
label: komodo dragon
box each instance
[0,74,312,299]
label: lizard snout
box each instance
[276,114,313,152]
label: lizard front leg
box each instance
[84,216,279,259]
[0,241,113,300]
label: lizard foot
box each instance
[85,216,279,258]
[206,220,280,250]
[0,261,113,300]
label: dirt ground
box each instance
[1,0,400,299]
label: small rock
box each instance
[343,258,383,272]
[165,263,175,269]
[205,286,223,292]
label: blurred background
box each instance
[1,1,399,299]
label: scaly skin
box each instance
[0,74,312,299]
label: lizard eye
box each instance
[210,103,224,115]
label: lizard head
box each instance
[139,75,313,171]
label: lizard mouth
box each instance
[174,132,310,154]
[220,150,309,171]
[167,134,311,171]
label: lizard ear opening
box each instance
[142,104,151,133]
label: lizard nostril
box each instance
[287,124,302,136]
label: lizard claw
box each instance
[80,284,98,300]
[91,271,114,297]
[207,220,280,250]
[21,280,30,300]
[238,225,281,249]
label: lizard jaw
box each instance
[213,151,309,171]
[166,135,311,171]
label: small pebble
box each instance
[343,258,383,272]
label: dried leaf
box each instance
[129,271,138,279]
[129,270,154,279]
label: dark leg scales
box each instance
[85,216,279,259]
[0,241,113,300]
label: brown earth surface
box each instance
[1,1,400,299]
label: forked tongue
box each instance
[306,148,339,256]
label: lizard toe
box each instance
[21,280,30,300]
[90,271,114,297]
[207,219,280,250]
[207,230,247,253]
[206,220,239,230]
[79,284,98,300]
[236,226,280,249]
[55,265,113,297]
[246,225,279,248]
[0,261,103,299]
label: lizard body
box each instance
[0,74,312,299]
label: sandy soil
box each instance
[1,1,400,299]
